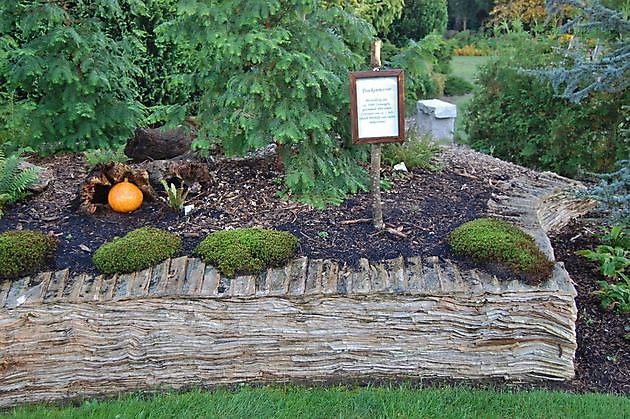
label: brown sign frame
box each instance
[349,69,405,144]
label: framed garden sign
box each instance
[349,69,405,144]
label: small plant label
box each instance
[350,69,405,144]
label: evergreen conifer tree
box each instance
[160,0,375,206]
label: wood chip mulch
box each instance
[0,148,509,275]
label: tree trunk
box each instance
[124,126,193,162]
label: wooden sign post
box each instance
[349,40,405,231]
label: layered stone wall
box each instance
[0,152,593,408]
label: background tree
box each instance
[324,0,405,35]
[488,0,548,28]
[0,1,147,153]
[388,0,448,46]
[447,0,494,31]
[540,0,629,102]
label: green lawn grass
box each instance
[447,56,492,143]
[450,56,492,85]
[4,385,630,419]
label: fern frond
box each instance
[0,149,39,205]
[0,150,23,194]
[0,192,10,219]
[7,166,39,203]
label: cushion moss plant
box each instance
[194,228,299,277]
[0,230,57,279]
[448,218,554,284]
[92,227,181,275]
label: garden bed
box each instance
[550,219,630,394]
[0,145,626,403]
[0,146,506,275]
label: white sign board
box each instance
[355,77,399,139]
[350,69,404,144]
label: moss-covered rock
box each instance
[448,218,554,284]
[0,230,57,279]
[194,228,299,277]
[92,227,181,275]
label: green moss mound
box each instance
[92,227,182,275]
[0,230,57,279]
[194,228,299,277]
[448,218,554,284]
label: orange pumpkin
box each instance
[108,178,143,213]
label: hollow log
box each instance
[77,161,212,214]
[144,160,212,191]
[125,126,193,162]
[78,162,158,214]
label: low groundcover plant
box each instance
[448,217,554,284]
[194,228,299,277]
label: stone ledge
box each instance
[1,256,577,309]
[0,291,577,408]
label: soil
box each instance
[0,146,627,395]
[549,219,630,395]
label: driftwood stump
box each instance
[125,127,193,162]
[78,163,158,214]
[77,161,212,214]
[144,160,212,190]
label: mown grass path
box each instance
[451,56,492,85]
[5,386,629,419]
[447,55,492,141]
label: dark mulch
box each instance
[0,152,497,275]
[0,149,628,395]
[549,219,630,395]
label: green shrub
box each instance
[83,146,130,169]
[0,2,146,154]
[577,223,630,314]
[0,149,39,217]
[160,0,375,208]
[577,245,629,282]
[448,218,554,284]
[92,227,182,275]
[447,30,492,51]
[0,230,57,279]
[444,75,474,96]
[324,0,405,36]
[382,132,441,170]
[464,34,629,177]
[388,34,452,110]
[389,0,448,46]
[194,228,299,277]
[594,278,630,314]
[581,158,629,224]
